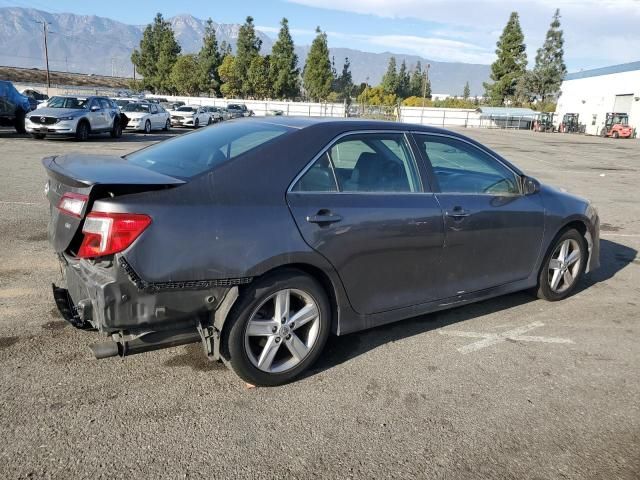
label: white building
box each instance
[556,61,640,136]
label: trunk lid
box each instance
[43,153,184,253]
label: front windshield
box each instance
[177,106,196,112]
[126,121,291,178]
[47,97,88,109]
[123,103,150,113]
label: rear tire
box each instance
[14,109,26,134]
[225,270,331,386]
[75,121,89,141]
[535,228,587,301]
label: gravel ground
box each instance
[0,126,638,479]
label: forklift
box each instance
[559,113,584,133]
[600,112,636,139]
[533,112,555,132]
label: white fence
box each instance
[147,95,347,118]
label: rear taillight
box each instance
[78,212,152,259]
[57,192,88,218]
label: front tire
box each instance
[536,228,587,301]
[163,119,170,131]
[75,121,89,141]
[225,270,331,386]
[144,120,151,134]
[110,120,122,138]
[14,109,26,134]
[194,119,199,129]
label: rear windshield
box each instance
[123,103,150,112]
[125,121,291,178]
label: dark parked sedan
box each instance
[44,118,600,385]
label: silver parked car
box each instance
[26,96,124,141]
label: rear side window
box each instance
[126,121,290,179]
[294,133,420,193]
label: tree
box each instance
[269,18,300,99]
[397,60,410,98]
[530,9,567,102]
[235,16,262,98]
[198,18,221,96]
[380,57,398,95]
[218,54,241,98]
[248,55,271,99]
[463,81,471,99]
[335,57,355,103]
[170,54,202,96]
[483,11,527,105]
[131,13,181,93]
[303,27,333,102]
[357,86,398,106]
[220,40,232,57]
[409,61,423,97]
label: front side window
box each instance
[99,98,111,109]
[415,134,519,195]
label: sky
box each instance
[3,0,640,70]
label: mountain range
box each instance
[0,7,490,95]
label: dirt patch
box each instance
[0,336,19,350]
[601,223,621,232]
[0,65,130,88]
[42,320,67,331]
[25,232,48,242]
[163,343,224,371]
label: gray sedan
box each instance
[43,118,599,386]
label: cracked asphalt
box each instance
[0,126,638,479]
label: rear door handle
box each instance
[306,212,343,224]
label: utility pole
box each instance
[422,63,431,107]
[35,20,51,91]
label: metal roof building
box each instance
[476,107,538,129]
[556,61,640,136]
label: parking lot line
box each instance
[439,321,574,354]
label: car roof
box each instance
[248,116,453,133]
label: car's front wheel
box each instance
[144,120,151,134]
[225,270,331,386]
[163,119,170,131]
[536,228,587,301]
[75,120,89,141]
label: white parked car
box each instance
[170,105,212,128]
[122,102,170,133]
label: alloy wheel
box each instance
[548,238,581,293]
[244,288,321,373]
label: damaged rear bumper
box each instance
[53,253,247,359]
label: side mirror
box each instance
[522,176,540,195]
[90,105,100,112]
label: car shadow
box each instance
[306,238,636,379]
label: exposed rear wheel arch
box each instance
[220,264,339,359]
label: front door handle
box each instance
[306,211,343,224]
[446,207,470,219]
